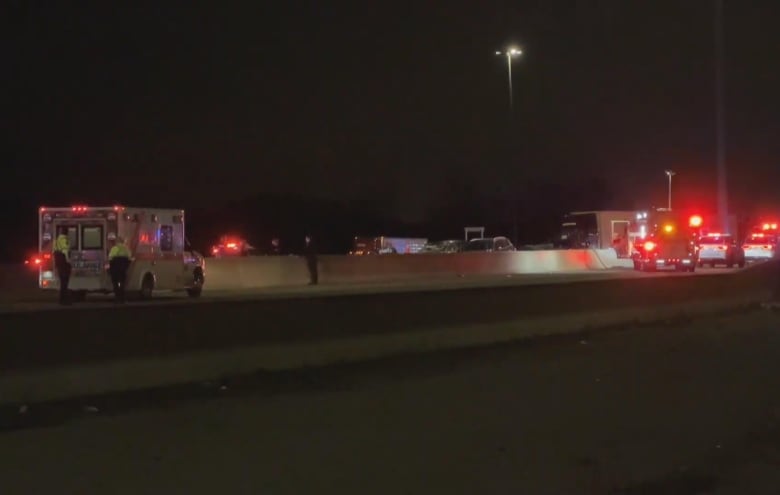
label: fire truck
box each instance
[36,205,206,299]
[741,221,778,262]
[631,210,699,272]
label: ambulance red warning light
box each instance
[689,215,703,228]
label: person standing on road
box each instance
[304,234,318,285]
[108,236,132,303]
[53,233,72,305]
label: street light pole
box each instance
[496,48,522,112]
[715,0,728,231]
[665,170,676,211]
[495,47,523,245]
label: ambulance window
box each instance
[160,225,174,252]
[56,225,79,250]
[81,225,104,250]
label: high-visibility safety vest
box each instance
[54,234,70,262]
[109,243,132,260]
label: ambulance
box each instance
[37,205,206,299]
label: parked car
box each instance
[463,236,516,252]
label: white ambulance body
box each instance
[38,205,205,298]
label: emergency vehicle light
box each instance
[71,205,88,212]
[689,215,703,228]
[663,224,674,233]
[644,241,656,251]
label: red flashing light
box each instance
[71,205,88,212]
[39,206,46,212]
[689,215,703,228]
[226,242,238,249]
[644,241,656,251]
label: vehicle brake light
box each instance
[644,241,656,251]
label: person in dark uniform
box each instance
[108,237,132,303]
[53,233,72,305]
[304,235,318,285]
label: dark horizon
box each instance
[6,1,780,260]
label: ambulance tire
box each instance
[140,274,154,300]
[187,269,204,298]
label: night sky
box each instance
[7,1,780,221]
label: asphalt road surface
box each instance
[2,307,779,494]
[0,266,739,314]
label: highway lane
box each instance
[0,266,739,314]
[1,308,779,494]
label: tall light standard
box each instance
[665,170,676,211]
[495,47,523,111]
[495,47,523,245]
[715,0,728,231]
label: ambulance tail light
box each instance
[26,253,52,270]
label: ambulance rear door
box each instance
[52,216,109,290]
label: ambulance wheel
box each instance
[187,269,204,298]
[140,274,154,300]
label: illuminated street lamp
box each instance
[495,47,523,111]
[665,170,676,211]
[494,47,523,246]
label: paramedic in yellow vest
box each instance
[108,236,132,303]
[53,233,72,305]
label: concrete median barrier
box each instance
[204,249,609,290]
[0,261,777,405]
